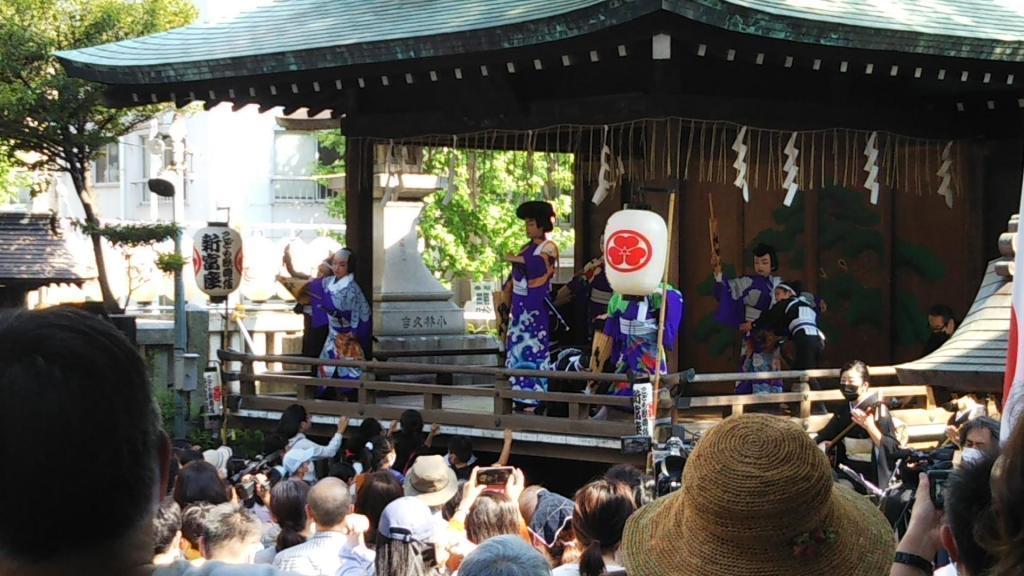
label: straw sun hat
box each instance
[622,414,895,576]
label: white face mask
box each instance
[961,447,985,466]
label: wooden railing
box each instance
[219,351,950,457]
[218,349,659,445]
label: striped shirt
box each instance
[273,531,348,576]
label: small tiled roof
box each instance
[56,0,1024,87]
[0,212,92,287]
[896,214,1016,393]
[896,261,1008,393]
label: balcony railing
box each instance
[271,175,335,203]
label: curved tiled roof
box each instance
[56,0,1024,86]
[896,215,1017,393]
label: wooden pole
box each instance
[652,192,678,430]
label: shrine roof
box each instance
[0,212,92,287]
[56,0,1024,87]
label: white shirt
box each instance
[273,531,348,576]
[154,560,292,576]
[288,432,343,483]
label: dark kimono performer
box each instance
[504,201,559,408]
[713,243,783,394]
[602,286,684,395]
[752,281,825,372]
[561,254,613,332]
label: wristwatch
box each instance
[893,552,934,574]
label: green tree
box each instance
[0,0,196,311]
[323,139,574,282]
[0,142,30,204]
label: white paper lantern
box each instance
[603,209,668,296]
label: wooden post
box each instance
[799,376,812,422]
[424,392,443,411]
[494,376,514,416]
[240,357,255,397]
[345,136,375,360]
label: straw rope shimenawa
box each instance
[622,413,895,576]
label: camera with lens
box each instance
[227,451,281,503]
[894,447,955,491]
[652,436,695,497]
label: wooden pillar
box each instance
[345,136,375,358]
[574,145,594,266]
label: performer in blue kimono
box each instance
[713,243,784,394]
[589,286,683,420]
[319,248,372,387]
[503,201,559,409]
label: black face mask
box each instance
[841,387,860,401]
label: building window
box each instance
[271,131,335,202]
[93,142,120,184]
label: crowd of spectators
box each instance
[2,306,1023,576]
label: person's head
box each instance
[516,201,555,239]
[0,307,167,570]
[173,460,230,509]
[270,478,310,552]
[774,282,798,303]
[403,454,459,507]
[283,445,316,480]
[959,416,1000,458]
[942,456,997,576]
[605,463,643,491]
[329,460,358,484]
[180,503,214,561]
[277,404,310,440]
[307,477,351,530]
[153,497,182,563]
[928,304,955,332]
[752,242,777,276]
[316,255,334,278]
[621,414,895,576]
[573,479,636,576]
[447,435,474,467]
[367,435,397,472]
[519,485,575,562]
[375,497,439,576]
[839,360,871,401]
[985,412,1024,576]
[465,492,523,544]
[332,248,353,278]
[200,503,262,564]
[356,470,405,537]
[459,534,552,576]
[399,409,425,440]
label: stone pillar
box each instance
[364,146,499,376]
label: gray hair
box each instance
[333,248,352,261]
[201,503,261,557]
[458,535,552,576]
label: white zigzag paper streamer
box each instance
[863,131,880,205]
[937,141,953,208]
[782,132,799,206]
[732,126,750,202]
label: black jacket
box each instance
[816,400,900,489]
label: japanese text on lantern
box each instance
[200,232,222,290]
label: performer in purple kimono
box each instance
[503,201,559,409]
[319,248,372,386]
[277,246,334,374]
[588,285,683,420]
[713,243,784,394]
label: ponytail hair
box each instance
[579,539,605,576]
[270,479,310,552]
[572,479,635,576]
